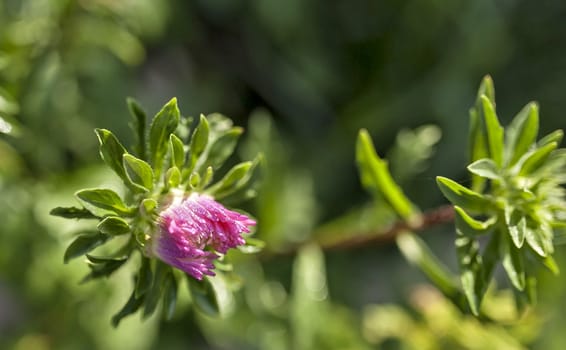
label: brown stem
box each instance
[262,205,455,258]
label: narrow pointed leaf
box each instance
[454,206,496,237]
[396,233,460,301]
[112,289,145,328]
[237,237,265,254]
[506,102,539,165]
[477,75,495,104]
[504,208,526,248]
[189,277,220,317]
[75,188,132,217]
[525,226,548,257]
[50,206,98,219]
[481,95,504,166]
[163,272,178,320]
[165,166,181,188]
[64,232,109,263]
[501,236,526,290]
[436,176,492,213]
[357,129,417,220]
[97,216,131,235]
[538,129,563,147]
[519,142,557,176]
[123,153,153,191]
[455,233,482,315]
[81,256,129,282]
[207,161,252,196]
[204,127,243,170]
[188,115,209,171]
[149,98,180,177]
[143,261,167,318]
[170,134,185,168]
[135,257,153,298]
[468,109,488,191]
[467,158,500,180]
[127,97,147,159]
[95,129,129,184]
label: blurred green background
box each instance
[2,0,566,349]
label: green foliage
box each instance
[438,76,566,314]
[51,98,262,325]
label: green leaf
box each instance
[477,75,495,104]
[149,98,180,177]
[141,198,157,215]
[189,277,220,317]
[112,289,145,328]
[81,256,129,283]
[541,255,560,275]
[478,234,500,298]
[95,129,129,184]
[50,206,97,219]
[481,95,504,166]
[207,161,253,198]
[200,166,214,189]
[237,237,265,254]
[467,158,500,180]
[127,97,147,160]
[143,261,167,319]
[188,172,201,189]
[505,102,539,166]
[525,227,547,257]
[436,176,492,213]
[135,257,153,298]
[97,216,131,235]
[75,188,132,217]
[518,142,557,176]
[188,115,210,171]
[455,233,482,315]
[64,232,109,263]
[123,154,154,191]
[170,133,185,169]
[163,272,178,320]
[165,166,181,188]
[356,129,417,221]
[204,127,243,170]
[469,109,489,163]
[501,235,526,290]
[453,206,496,237]
[396,233,461,302]
[538,129,563,147]
[504,208,526,248]
[468,109,488,192]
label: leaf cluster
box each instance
[437,76,566,314]
[51,98,262,325]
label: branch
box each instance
[262,205,455,258]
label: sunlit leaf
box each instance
[149,98,180,177]
[97,216,131,235]
[127,97,147,160]
[123,153,154,192]
[357,129,417,220]
[436,176,492,213]
[454,206,496,237]
[505,102,539,166]
[95,129,130,185]
[467,158,500,180]
[481,95,504,166]
[75,188,132,217]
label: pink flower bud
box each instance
[148,193,256,279]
